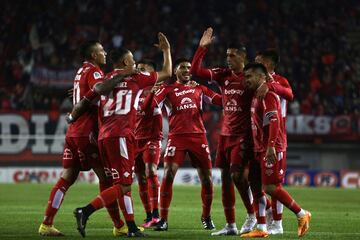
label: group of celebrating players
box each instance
[38,27,311,238]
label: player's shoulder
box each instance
[273,74,289,84]
[265,90,280,102]
[133,71,156,80]
[211,67,231,76]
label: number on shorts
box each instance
[165,146,176,157]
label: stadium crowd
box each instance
[0,0,359,115]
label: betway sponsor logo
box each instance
[224,89,244,95]
[175,89,195,97]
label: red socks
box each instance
[42,177,71,225]
[138,180,151,213]
[201,182,213,218]
[222,182,236,224]
[119,192,135,221]
[159,177,173,221]
[90,184,121,209]
[272,185,301,214]
[148,175,160,210]
[99,182,123,228]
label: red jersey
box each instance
[251,91,284,152]
[98,70,158,139]
[67,62,104,137]
[191,47,254,137]
[272,73,291,149]
[153,82,221,136]
[135,86,163,140]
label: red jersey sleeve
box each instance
[191,47,228,83]
[200,85,222,106]
[134,71,158,89]
[267,80,293,101]
[263,92,280,147]
[87,68,105,90]
[153,85,169,107]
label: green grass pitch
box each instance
[0,184,359,239]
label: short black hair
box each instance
[227,42,247,53]
[244,62,268,75]
[138,59,157,71]
[80,41,99,60]
[174,58,190,69]
[256,49,280,66]
[110,48,130,65]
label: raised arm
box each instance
[190,28,215,79]
[155,32,172,84]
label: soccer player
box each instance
[191,28,257,235]
[38,41,124,237]
[134,59,162,227]
[241,63,311,238]
[255,49,293,234]
[72,32,172,237]
[145,59,222,231]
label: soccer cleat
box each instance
[141,217,153,228]
[268,223,283,235]
[211,223,238,236]
[38,223,64,236]
[239,215,257,234]
[201,216,216,230]
[113,225,145,236]
[73,208,88,238]
[128,229,146,237]
[113,225,128,237]
[154,218,168,231]
[240,229,269,238]
[297,211,311,237]
[142,217,160,228]
[150,217,161,226]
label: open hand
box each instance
[154,32,170,51]
[199,27,215,48]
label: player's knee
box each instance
[199,174,212,187]
[61,168,79,184]
[120,184,132,194]
[230,170,246,185]
[164,170,176,182]
[263,184,276,196]
[146,164,157,177]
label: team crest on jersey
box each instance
[180,97,192,104]
[225,80,229,86]
[93,71,102,79]
[225,99,242,112]
[174,88,179,91]
[177,97,196,111]
[63,148,73,160]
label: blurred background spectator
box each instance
[0,0,359,115]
